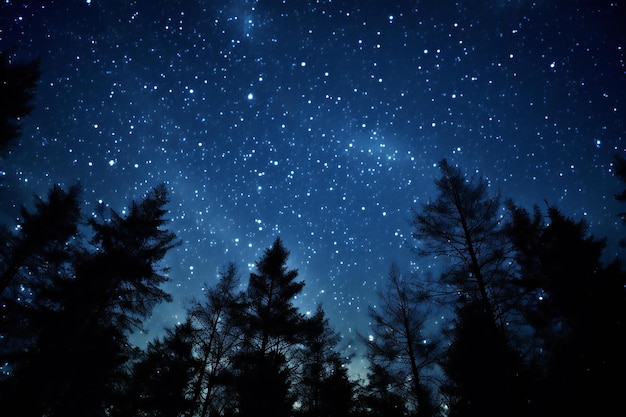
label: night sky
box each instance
[1,0,625,372]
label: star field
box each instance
[1,0,625,361]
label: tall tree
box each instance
[0,51,40,156]
[232,237,305,417]
[411,159,513,329]
[0,184,179,417]
[82,183,179,332]
[363,263,441,417]
[411,159,528,416]
[505,202,626,416]
[187,262,244,417]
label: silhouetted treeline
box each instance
[1,49,625,416]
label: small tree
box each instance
[359,363,407,417]
[296,305,356,417]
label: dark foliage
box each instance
[0,183,82,294]
[231,237,306,417]
[440,300,531,417]
[411,159,529,415]
[0,51,40,156]
[411,159,515,331]
[119,319,200,417]
[0,184,178,417]
[296,305,357,417]
[1,60,625,416]
[359,363,408,417]
[505,202,626,416]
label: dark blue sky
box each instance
[1,0,625,371]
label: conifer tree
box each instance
[0,183,82,386]
[0,184,178,417]
[411,160,527,416]
[0,183,82,295]
[120,319,200,417]
[411,159,513,329]
[232,237,305,417]
[505,202,626,416]
[296,304,356,417]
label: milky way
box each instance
[1,0,624,368]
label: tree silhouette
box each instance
[362,263,441,417]
[296,304,356,417]
[411,159,514,329]
[0,184,179,417]
[187,262,244,417]
[439,299,530,417]
[0,183,82,390]
[411,159,528,416]
[505,202,626,416]
[359,363,407,417]
[119,319,200,417]
[0,183,82,295]
[232,237,305,417]
[0,51,40,156]
[83,183,179,332]
[317,357,356,417]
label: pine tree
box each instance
[296,305,356,417]
[0,184,179,417]
[0,183,82,295]
[505,202,626,416]
[411,159,513,329]
[232,237,305,417]
[0,183,82,386]
[121,319,200,417]
[83,183,178,332]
